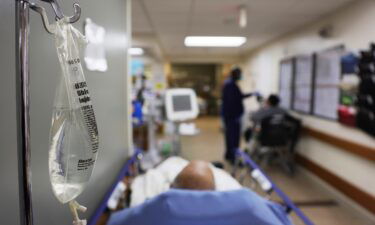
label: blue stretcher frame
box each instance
[88,148,143,225]
[236,148,314,225]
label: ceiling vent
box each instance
[318,25,334,39]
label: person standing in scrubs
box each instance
[221,67,256,164]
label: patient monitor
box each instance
[165,88,199,122]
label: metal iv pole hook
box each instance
[30,0,82,34]
[40,0,81,23]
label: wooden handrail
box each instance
[296,154,375,215]
[302,126,375,162]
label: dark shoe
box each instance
[225,158,235,165]
[211,161,225,169]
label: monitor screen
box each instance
[172,95,192,112]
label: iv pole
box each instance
[15,0,81,224]
[15,1,33,225]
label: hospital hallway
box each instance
[180,117,373,225]
[4,0,375,224]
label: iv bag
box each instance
[48,18,99,205]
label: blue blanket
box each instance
[108,188,293,225]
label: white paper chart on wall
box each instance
[313,46,345,119]
[279,60,294,109]
[294,55,313,113]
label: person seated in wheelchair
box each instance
[251,94,286,126]
[244,94,287,142]
[245,95,301,170]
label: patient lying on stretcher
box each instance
[171,160,215,190]
[108,158,293,225]
[130,157,242,207]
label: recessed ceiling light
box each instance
[184,36,247,47]
[129,47,144,55]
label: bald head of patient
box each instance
[172,160,215,190]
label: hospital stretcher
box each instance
[89,148,314,225]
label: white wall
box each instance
[240,0,375,205]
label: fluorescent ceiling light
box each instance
[129,47,144,55]
[184,36,246,47]
[239,5,247,28]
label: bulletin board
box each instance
[293,54,314,114]
[278,45,345,121]
[279,58,295,110]
[312,46,345,120]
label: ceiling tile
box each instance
[143,0,193,14]
[132,0,356,61]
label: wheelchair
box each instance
[244,113,301,176]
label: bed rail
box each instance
[88,148,143,225]
[235,149,314,225]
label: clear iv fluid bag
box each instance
[49,108,88,203]
[49,20,99,204]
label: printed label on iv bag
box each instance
[49,20,99,205]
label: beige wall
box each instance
[240,0,375,209]
[242,0,375,96]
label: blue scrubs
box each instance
[221,78,252,162]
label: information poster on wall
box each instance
[313,46,345,120]
[294,55,313,113]
[279,59,294,109]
